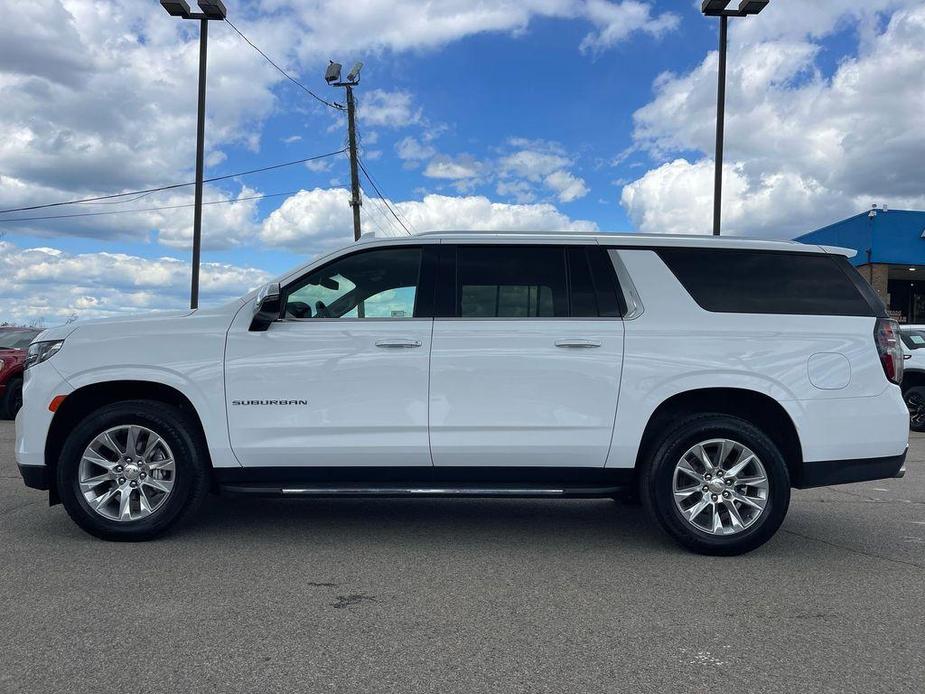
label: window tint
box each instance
[457,246,569,318]
[285,247,422,319]
[901,330,925,350]
[567,247,598,318]
[657,249,876,317]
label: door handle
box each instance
[555,339,602,349]
[375,339,422,349]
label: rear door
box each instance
[428,243,625,468]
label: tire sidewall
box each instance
[57,401,205,541]
[643,415,791,556]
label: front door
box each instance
[429,244,625,468]
[225,244,434,468]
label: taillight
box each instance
[874,318,903,385]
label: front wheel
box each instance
[1,376,22,419]
[639,414,791,556]
[57,400,209,541]
[904,386,925,432]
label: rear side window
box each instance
[450,245,623,319]
[657,249,878,317]
[457,246,568,318]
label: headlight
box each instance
[25,340,64,370]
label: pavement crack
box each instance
[782,529,925,571]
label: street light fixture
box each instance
[702,0,769,236]
[160,0,228,309]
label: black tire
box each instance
[903,386,925,432]
[1,376,23,419]
[639,414,791,556]
[56,400,210,541]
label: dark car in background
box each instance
[0,328,41,419]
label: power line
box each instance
[359,182,405,237]
[0,149,346,215]
[357,159,413,235]
[361,158,416,233]
[0,190,300,224]
[224,18,344,112]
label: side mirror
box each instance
[249,282,282,332]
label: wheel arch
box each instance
[45,380,214,503]
[635,387,804,486]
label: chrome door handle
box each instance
[375,339,422,349]
[555,339,602,349]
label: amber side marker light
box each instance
[48,395,67,413]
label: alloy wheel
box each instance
[78,425,176,522]
[672,438,769,536]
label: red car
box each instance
[0,327,41,419]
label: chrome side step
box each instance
[219,484,624,499]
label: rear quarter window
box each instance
[656,248,881,317]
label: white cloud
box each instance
[423,155,483,180]
[545,170,589,203]
[395,136,437,162]
[0,240,269,324]
[621,3,925,237]
[359,89,421,128]
[258,187,598,254]
[273,0,678,57]
[579,0,680,55]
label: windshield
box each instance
[900,330,925,350]
[0,330,39,350]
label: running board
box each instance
[218,483,625,499]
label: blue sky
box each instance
[2,0,924,323]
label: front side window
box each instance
[456,246,569,318]
[285,247,422,319]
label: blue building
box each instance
[798,208,925,323]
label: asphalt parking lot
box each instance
[1,420,923,694]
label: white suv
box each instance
[15,232,909,555]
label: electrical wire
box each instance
[359,182,405,237]
[0,149,346,215]
[358,151,416,233]
[224,18,344,111]
[0,191,301,224]
[357,159,413,235]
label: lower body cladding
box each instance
[795,451,907,489]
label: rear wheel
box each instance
[56,400,209,541]
[640,414,790,556]
[1,376,23,419]
[903,386,925,432]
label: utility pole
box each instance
[345,85,362,242]
[701,1,769,236]
[326,61,365,241]
[160,0,228,309]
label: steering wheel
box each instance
[315,300,332,318]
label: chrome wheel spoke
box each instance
[725,453,756,478]
[79,425,175,522]
[118,487,133,521]
[125,426,140,457]
[692,444,715,472]
[82,450,117,472]
[147,457,175,473]
[79,474,111,492]
[724,499,745,531]
[142,477,172,494]
[684,497,710,522]
[676,460,704,484]
[672,438,769,536]
[88,487,118,511]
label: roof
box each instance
[797,209,925,266]
[360,230,841,254]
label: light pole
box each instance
[701,0,768,236]
[160,0,227,309]
[325,61,364,242]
